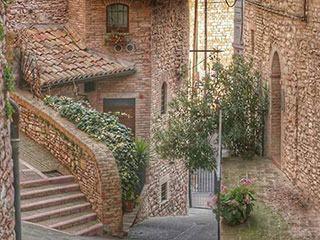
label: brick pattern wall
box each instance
[189,0,234,67]
[0,2,15,239]
[243,0,320,207]
[8,0,68,25]
[67,0,152,141]
[140,0,190,218]
[11,91,123,233]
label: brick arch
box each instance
[102,0,133,6]
[269,50,283,168]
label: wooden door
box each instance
[103,98,135,135]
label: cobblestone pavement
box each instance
[221,157,320,240]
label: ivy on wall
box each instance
[44,96,141,200]
[0,0,15,120]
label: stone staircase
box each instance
[20,175,104,236]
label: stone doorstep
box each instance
[49,212,97,230]
[20,175,75,188]
[21,193,86,211]
[22,203,91,222]
[21,184,80,200]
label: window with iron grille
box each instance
[107,4,129,33]
[161,82,167,115]
[161,182,168,202]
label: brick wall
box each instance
[243,0,320,207]
[8,0,68,25]
[11,90,123,233]
[189,0,234,68]
[66,0,152,141]
[0,2,15,239]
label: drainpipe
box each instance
[10,98,21,240]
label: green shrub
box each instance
[44,96,141,200]
[208,178,256,225]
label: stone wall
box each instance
[7,0,68,25]
[242,0,320,207]
[0,2,15,239]
[189,0,234,71]
[139,0,190,218]
[11,90,123,233]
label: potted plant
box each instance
[105,32,129,45]
[123,190,136,212]
[207,178,255,225]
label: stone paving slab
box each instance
[22,222,117,240]
[20,131,69,174]
[128,208,217,240]
[221,157,320,240]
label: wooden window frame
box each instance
[106,4,129,33]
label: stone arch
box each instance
[102,0,133,6]
[270,51,282,166]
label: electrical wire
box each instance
[225,0,237,7]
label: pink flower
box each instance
[212,195,217,205]
[221,184,227,191]
[240,178,251,186]
[207,200,213,208]
[245,197,250,204]
[228,200,237,205]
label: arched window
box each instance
[161,82,167,115]
[107,4,129,33]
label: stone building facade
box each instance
[189,0,234,78]
[241,0,320,207]
[0,2,15,239]
[8,0,190,226]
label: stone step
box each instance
[76,222,104,236]
[22,202,91,222]
[21,184,80,200]
[21,193,85,211]
[20,175,75,188]
[48,213,97,230]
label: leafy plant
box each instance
[44,96,140,200]
[211,55,268,157]
[152,86,217,172]
[153,55,268,171]
[208,178,256,225]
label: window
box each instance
[161,182,168,202]
[84,82,95,92]
[251,29,255,54]
[161,82,167,115]
[107,4,129,33]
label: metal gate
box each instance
[190,169,216,208]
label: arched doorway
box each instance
[270,52,282,166]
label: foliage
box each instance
[210,55,268,156]
[153,86,217,172]
[153,55,268,171]
[135,138,150,167]
[3,64,15,92]
[44,96,142,200]
[208,178,256,225]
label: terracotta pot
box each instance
[123,199,135,212]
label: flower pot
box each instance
[123,199,135,212]
[106,36,127,45]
